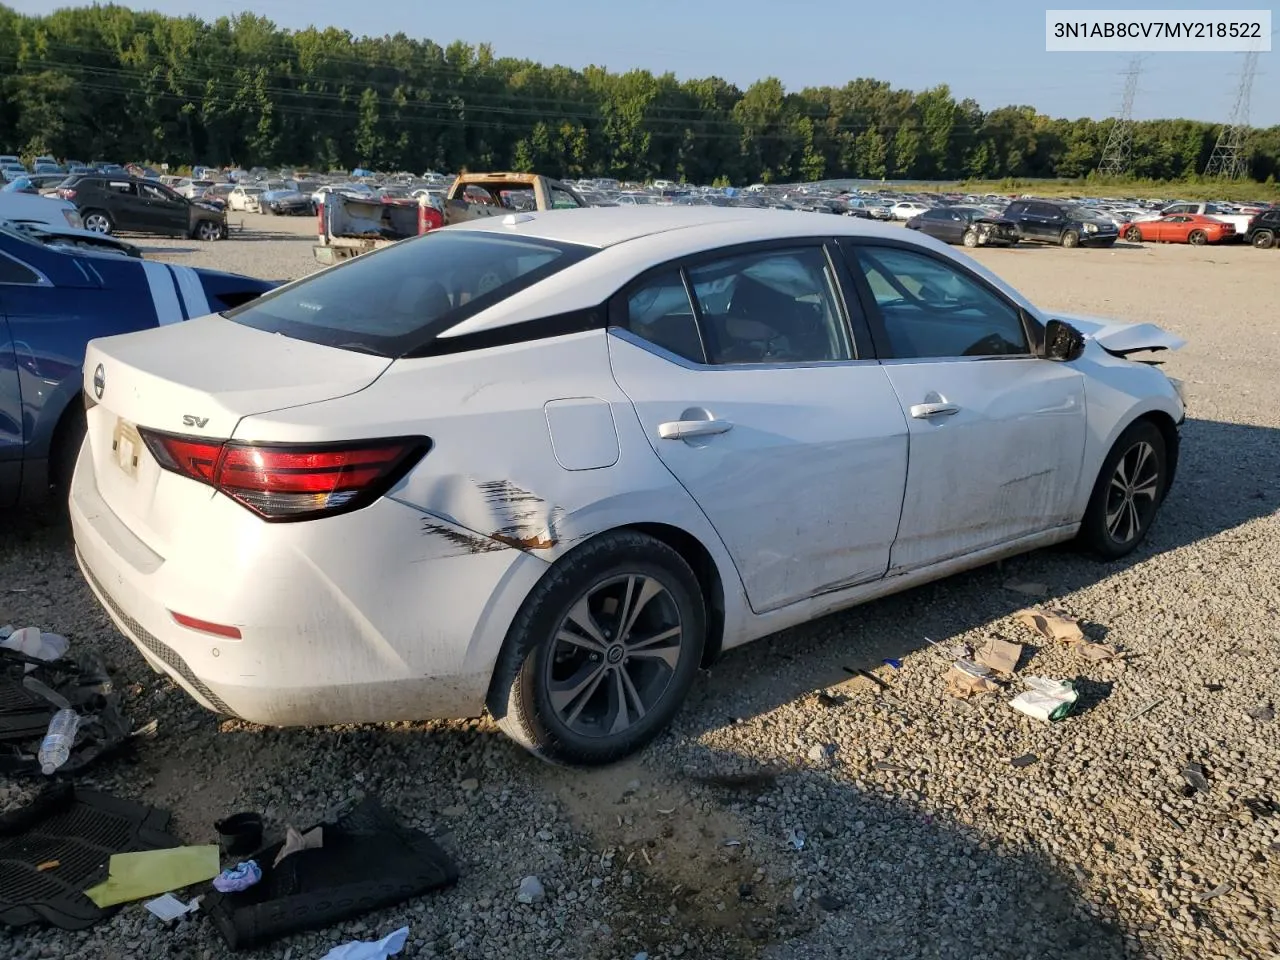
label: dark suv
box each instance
[1002,199,1119,248]
[55,175,227,240]
[1245,208,1279,249]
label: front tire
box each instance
[195,220,222,242]
[1061,230,1080,248]
[1080,420,1167,559]
[491,531,706,766]
[1124,226,1143,242]
[962,229,979,248]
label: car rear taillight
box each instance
[138,430,429,521]
[57,188,76,199]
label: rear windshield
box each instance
[225,229,595,356]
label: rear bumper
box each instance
[69,440,549,726]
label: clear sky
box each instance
[13,0,1279,125]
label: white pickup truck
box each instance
[1136,201,1251,236]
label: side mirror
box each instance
[1044,319,1085,362]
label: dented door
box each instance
[881,357,1086,572]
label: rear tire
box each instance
[490,531,706,766]
[1061,230,1080,248]
[82,210,113,234]
[1079,420,1167,560]
[1253,229,1275,250]
[1188,230,1207,246]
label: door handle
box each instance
[910,402,959,419]
[658,418,734,440]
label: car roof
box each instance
[442,206,919,250]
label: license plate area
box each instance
[112,419,143,479]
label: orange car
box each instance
[1122,213,1237,245]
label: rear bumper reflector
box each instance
[170,611,242,640]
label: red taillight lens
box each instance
[58,188,76,199]
[138,430,429,521]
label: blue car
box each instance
[0,222,276,506]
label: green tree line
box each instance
[3,4,1279,185]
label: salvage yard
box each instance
[3,218,1279,960]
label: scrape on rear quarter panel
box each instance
[230,329,752,646]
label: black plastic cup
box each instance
[215,812,263,857]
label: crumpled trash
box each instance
[273,824,324,867]
[975,637,1023,676]
[318,925,410,960]
[85,845,221,907]
[213,859,262,893]
[785,827,806,851]
[1009,677,1079,722]
[1181,761,1210,794]
[945,664,1000,699]
[145,892,202,921]
[1015,608,1085,644]
[1,627,70,672]
[1078,641,1123,662]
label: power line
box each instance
[1204,48,1260,179]
[1096,57,1142,177]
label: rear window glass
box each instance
[224,230,595,356]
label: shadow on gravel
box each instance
[678,415,1280,735]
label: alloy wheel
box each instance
[84,213,109,233]
[543,574,684,739]
[197,221,221,241]
[1104,440,1160,545]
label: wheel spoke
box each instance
[1113,457,1129,488]
[550,661,607,725]
[1132,479,1159,500]
[608,668,631,735]
[555,628,605,655]
[1131,443,1152,482]
[618,666,647,724]
[564,597,609,649]
[1106,503,1125,536]
[626,626,682,669]
[616,576,664,643]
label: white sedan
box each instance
[226,185,265,213]
[71,209,1185,765]
[890,200,932,221]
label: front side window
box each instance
[852,245,1029,359]
[686,248,852,364]
[226,231,595,356]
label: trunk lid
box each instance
[83,315,391,548]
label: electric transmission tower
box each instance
[1204,49,1260,179]
[1097,57,1143,177]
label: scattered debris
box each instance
[144,893,202,922]
[273,824,323,867]
[1015,608,1085,644]
[84,845,221,908]
[882,658,903,670]
[843,666,889,690]
[1078,641,1123,662]
[0,785,179,930]
[1010,677,1079,722]
[1181,761,1210,794]
[689,766,787,790]
[945,664,1000,700]
[1124,698,1162,722]
[1246,703,1275,722]
[873,761,905,772]
[1010,754,1039,768]
[1,627,69,670]
[212,860,262,894]
[737,882,753,899]
[1194,881,1233,904]
[215,812,263,857]
[203,796,457,951]
[37,708,80,775]
[975,637,1023,676]
[816,689,850,707]
[1242,798,1278,818]
[318,925,410,960]
[722,839,741,848]
[1204,683,1224,693]
[516,876,545,904]
[815,894,844,911]
[1004,579,1049,597]
[785,827,806,851]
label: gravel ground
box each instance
[2,219,1279,960]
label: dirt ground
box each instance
[2,214,1279,960]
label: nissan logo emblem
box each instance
[93,363,105,400]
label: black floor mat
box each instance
[204,796,459,950]
[0,784,179,930]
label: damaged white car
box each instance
[70,209,1186,764]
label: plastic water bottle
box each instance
[38,709,80,775]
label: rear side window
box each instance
[0,252,40,285]
[225,230,595,356]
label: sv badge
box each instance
[182,415,210,428]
